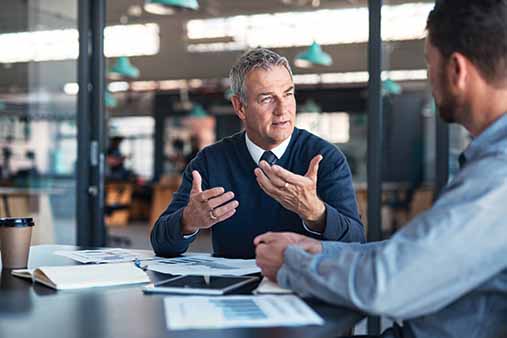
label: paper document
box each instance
[164,295,323,330]
[147,255,260,276]
[55,248,156,264]
[253,277,293,294]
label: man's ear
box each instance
[447,52,469,92]
[231,95,246,121]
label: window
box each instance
[296,112,350,143]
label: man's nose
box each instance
[274,97,289,115]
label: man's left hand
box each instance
[254,154,326,229]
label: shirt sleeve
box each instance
[278,162,507,320]
[314,147,365,243]
[150,151,209,257]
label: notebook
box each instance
[11,262,150,290]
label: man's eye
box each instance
[285,92,294,97]
[261,96,273,103]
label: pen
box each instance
[134,259,149,271]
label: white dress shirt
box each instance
[244,132,290,165]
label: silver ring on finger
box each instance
[283,182,289,189]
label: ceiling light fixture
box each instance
[105,91,118,108]
[144,0,199,15]
[294,41,332,68]
[109,56,140,79]
[189,103,208,117]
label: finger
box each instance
[254,168,278,196]
[253,232,273,246]
[255,244,269,264]
[208,191,235,209]
[215,208,236,223]
[305,155,323,181]
[271,165,308,186]
[253,232,281,246]
[258,161,287,188]
[199,187,226,201]
[212,200,239,218]
[191,170,202,193]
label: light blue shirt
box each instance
[278,114,507,338]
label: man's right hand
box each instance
[181,170,239,235]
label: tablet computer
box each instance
[142,275,259,295]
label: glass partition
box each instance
[0,1,78,244]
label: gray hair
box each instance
[229,48,293,104]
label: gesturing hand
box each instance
[254,155,326,229]
[181,170,239,235]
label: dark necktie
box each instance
[260,151,277,165]
[458,152,466,168]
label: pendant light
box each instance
[299,99,321,113]
[189,104,208,118]
[144,0,199,15]
[105,91,118,108]
[294,41,332,68]
[382,79,402,96]
[109,56,140,79]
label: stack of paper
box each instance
[54,248,155,264]
[253,277,293,294]
[147,255,260,276]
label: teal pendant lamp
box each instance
[294,41,332,68]
[144,0,199,15]
[105,91,118,108]
[382,79,402,96]
[110,56,140,79]
[189,104,208,118]
[299,99,321,113]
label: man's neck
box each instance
[465,87,507,137]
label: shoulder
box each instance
[198,131,244,158]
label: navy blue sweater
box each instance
[151,128,365,258]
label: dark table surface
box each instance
[0,245,365,338]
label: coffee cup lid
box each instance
[0,218,34,227]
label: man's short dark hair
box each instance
[427,0,507,84]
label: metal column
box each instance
[367,0,383,334]
[77,0,106,247]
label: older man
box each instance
[151,48,364,258]
[255,1,507,337]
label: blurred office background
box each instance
[0,0,468,251]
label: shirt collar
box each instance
[244,132,291,165]
[461,113,507,165]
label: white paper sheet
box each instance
[253,277,293,294]
[54,249,156,264]
[164,295,324,330]
[147,255,260,276]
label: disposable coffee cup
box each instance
[0,218,34,269]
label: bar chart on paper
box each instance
[164,295,323,330]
